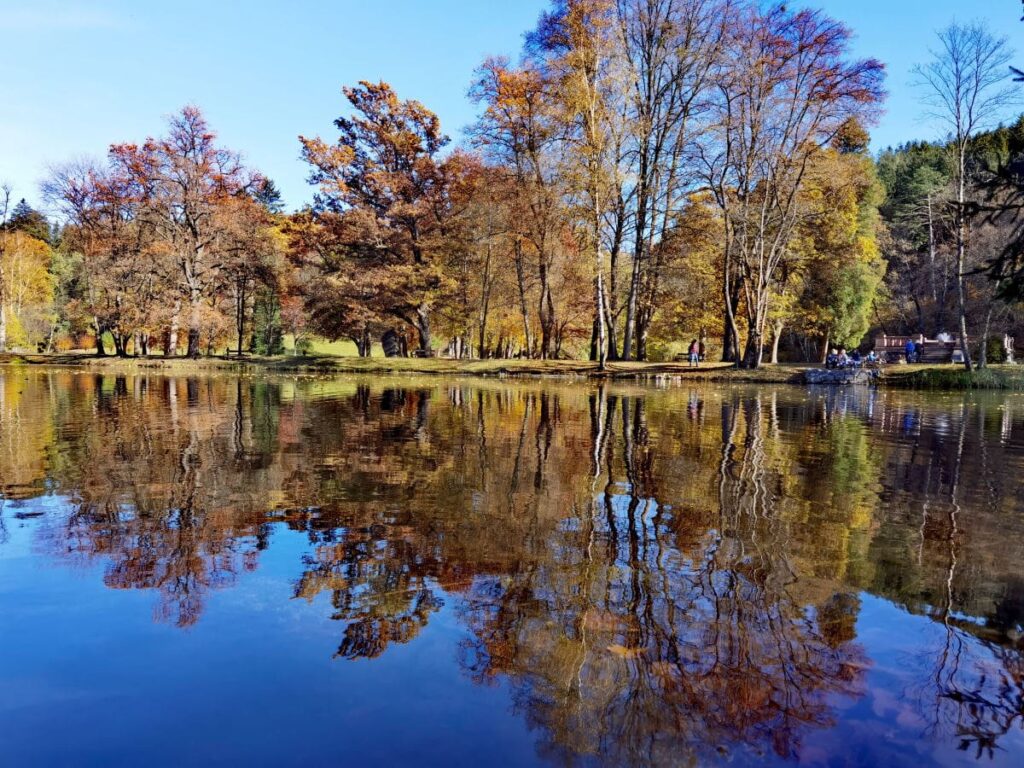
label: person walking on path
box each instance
[688,339,699,369]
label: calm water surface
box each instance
[0,370,1022,767]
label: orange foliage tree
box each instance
[297,81,454,354]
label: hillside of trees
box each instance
[1,0,1022,370]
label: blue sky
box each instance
[1,0,1021,212]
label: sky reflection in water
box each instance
[0,370,1022,766]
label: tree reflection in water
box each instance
[1,370,1022,764]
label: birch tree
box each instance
[913,22,1016,370]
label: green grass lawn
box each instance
[283,335,376,357]
[89,333,378,358]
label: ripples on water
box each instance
[0,370,1022,766]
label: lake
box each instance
[0,369,1022,767]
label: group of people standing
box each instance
[826,347,879,369]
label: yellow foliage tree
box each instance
[0,230,54,350]
[790,145,887,359]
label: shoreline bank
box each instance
[2,353,1021,389]
[0,353,807,384]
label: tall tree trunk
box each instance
[741,283,771,369]
[593,282,616,365]
[721,311,735,363]
[622,201,645,361]
[770,320,784,364]
[187,290,202,358]
[94,317,106,357]
[513,239,532,356]
[187,327,200,358]
[166,300,180,357]
[538,262,554,360]
[414,303,431,353]
[912,293,925,335]
[722,269,742,366]
[588,141,607,370]
[478,241,493,359]
[955,153,972,371]
[742,328,763,369]
[595,272,608,371]
[186,329,201,358]
[927,192,940,334]
[636,306,652,362]
[44,318,56,354]
[606,201,624,361]
[235,279,247,357]
[0,259,6,353]
[603,287,617,362]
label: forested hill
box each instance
[876,115,1024,352]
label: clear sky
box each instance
[1,0,1021,213]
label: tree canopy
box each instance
[2,2,1019,367]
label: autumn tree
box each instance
[46,109,269,358]
[790,129,886,359]
[527,0,623,367]
[215,196,285,356]
[298,81,452,354]
[0,230,54,350]
[700,3,884,367]
[425,153,500,357]
[0,198,56,350]
[645,192,723,359]
[613,0,726,361]
[44,160,156,356]
[115,106,261,357]
[470,60,569,359]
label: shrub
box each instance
[294,336,315,356]
[982,336,1008,364]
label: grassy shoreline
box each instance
[880,365,1024,390]
[2,352,1022,389]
